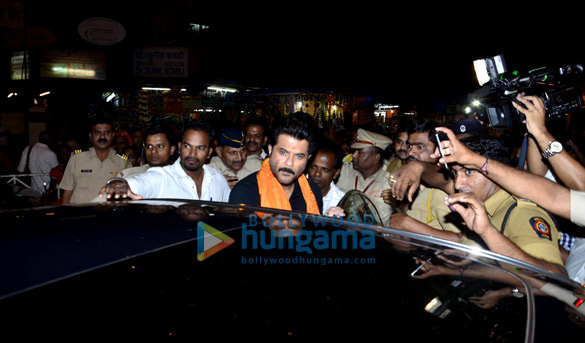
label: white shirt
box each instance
[17,142,58,193]
[570,190,585,227]
[545,169,557,182]
[126,159,230,202]
[566,237,585,284]
[323,181,346,212]
[119,164,151,179]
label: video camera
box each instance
[471,54,584,130]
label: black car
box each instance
[0,192,583,342]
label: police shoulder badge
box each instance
[529,217,552,240]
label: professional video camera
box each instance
[470,54,584,130]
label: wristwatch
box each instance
[542,141,563,159]
[511,287,524,298]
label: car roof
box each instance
[0,199,583,341]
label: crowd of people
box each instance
[3,93,585,331]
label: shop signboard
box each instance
[40,48,106,80]
[10,51,30,80]
[78,17,126,45]
[133,48,188,78]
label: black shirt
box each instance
[229,172,323,214]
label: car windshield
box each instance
[0,198,583,341]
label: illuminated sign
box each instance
[133,48,189,78]
[78,17,126,45]
[10,51,30,80]
[40,48,106,80]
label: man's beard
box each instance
[182,157,202,171]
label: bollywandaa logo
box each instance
[197,213,377,262]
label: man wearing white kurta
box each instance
[323,181,345,211]
[98,120,230,203]
[17,131,58,193]
[127,161,229,201]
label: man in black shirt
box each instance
[229,113,326,214]
[230,169,323,213]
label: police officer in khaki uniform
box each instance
[439,135,565,274]
[60,116,128,204]
[208,127,262,188]
[480,188,563,266]
[336,128,393,226]
[411,134,566,311]
[387,119,469,245]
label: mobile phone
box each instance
[435,133,449,169]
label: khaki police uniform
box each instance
[343,153,392,171]
[406,185,482,247]
[337,163,393,226]
[385,156,404,176]
[59,147,128,204]
[336,128,394,226]
[408,186,463,231]
[486,189,563,266]
[208,155,262,181]
[211,126,262,183]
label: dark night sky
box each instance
[12,2,585,112]
[203,4,585,107]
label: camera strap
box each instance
[517,134,528,171]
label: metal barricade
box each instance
[0,173,58,197]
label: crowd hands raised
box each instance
[389,94,585,325]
